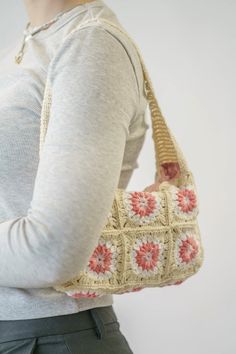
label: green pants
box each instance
[0,305,134,353]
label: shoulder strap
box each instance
[40,17,193,186]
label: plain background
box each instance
[0,1,235,354]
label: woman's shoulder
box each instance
[49,15,146,111]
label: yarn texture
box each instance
[39,18,204,299]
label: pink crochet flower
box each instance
[86,240,117,280]
[164,279,184,286]
[179,236,199,263]
[89,244,112,273]
[117,286,144,294]
[176,188,197,213]
[131,236,165,276]
[175,230,199,269]
[68,291,99,299]
[171,185,198,219]
[135,241,160,271]
[65,289,101,299]
[123,191,162,224]
[89,245,112,273]
[132,286,143,292]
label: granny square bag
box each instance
[39,18,204,299]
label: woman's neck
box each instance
[23,0,96,27]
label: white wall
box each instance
[0,1,235,354]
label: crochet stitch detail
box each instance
[39,18,204,298]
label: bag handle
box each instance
[39,17,193,187]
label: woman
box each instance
[0,0,158,352]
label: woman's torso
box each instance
[0,0,149,320]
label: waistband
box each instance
[0,305,119,343]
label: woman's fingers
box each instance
[160,162,181,181]
[143,162,181,193]
[143,179,162,192]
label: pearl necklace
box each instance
[15,0,94,64]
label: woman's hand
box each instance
[142,162,181,193]
[142,178,163,192]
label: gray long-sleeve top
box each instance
[0,0,149,319]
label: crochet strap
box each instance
[39,17,192,185]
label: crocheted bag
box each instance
[39,18,204,299]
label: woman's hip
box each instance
[0,305,134,353]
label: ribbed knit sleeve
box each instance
[0,25,140,288]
